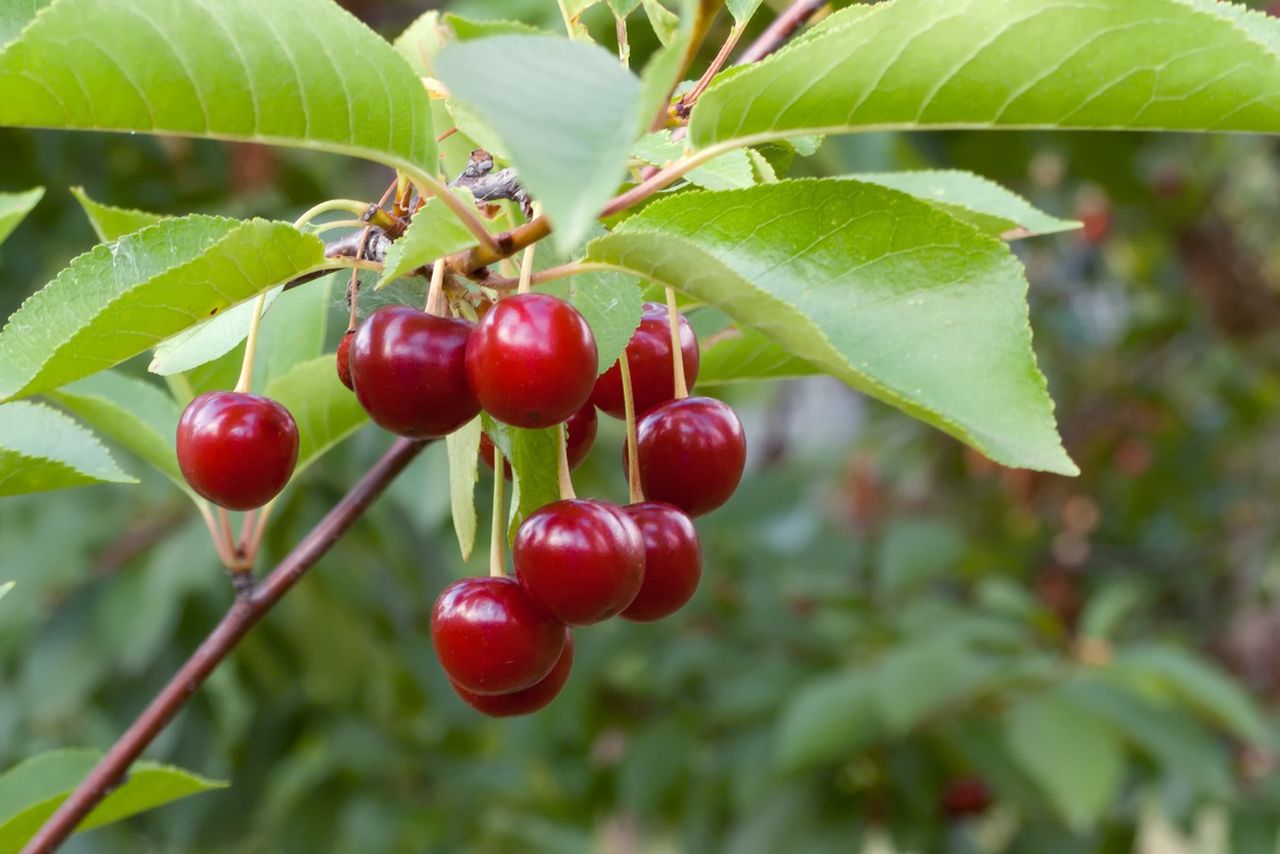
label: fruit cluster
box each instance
[176,289,745,717]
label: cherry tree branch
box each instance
[23,438,429,854]
[735,0,828,65]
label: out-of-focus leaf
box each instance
[0,401,135,495]
[873,639,999,732]
[0,187,42,247]
[0,582,11,602]
[482,416,561,542]
[149,288,283,377]
[776,669,881,771]
[445,417,481,560]
[1078,582,1145,641]
[643,0,680,45]
[697,327,818,385]
[447,13,547,40]
[536,271,644,375]
[265,357,369,475]
[632,132,754,190]
[69,187,164,242]
[875,518,966,597]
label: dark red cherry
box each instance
[335,329,354,390]
[480,403,597,478]
[620,502,701,621]
[465,293,598,428]
[349,305,480,438]
[450,635,574,717]
[629,396,746,517]
[591,302,699,418]
[941,777,993,819]
[513,499,644,626]
[431,576,567,695]
[176,391,299,511]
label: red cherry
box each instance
[628,396,746,517]
[941,777,993,819]
[349,305,480,438]
[431,576,567,695]
[176,391,299,511]
[590,302,699,418]
[513,499,645,626]
[450,635,574,717]
[480,403,597,478]
[335,329,354,390]
[620,502,701,621]
[465,293,598,428]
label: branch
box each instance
[23,438,429,854]
[449,149,532,217]
[735,0,828,65]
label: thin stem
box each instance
[619,355,644,504]
[665,287,689,398]
[238,509,257,554]
[347,225,373,330]
[615,14,630,67]
[649,0,722,130]
[197,501,237,568]
[557,421,576,501]
[233,293,268,394]
[480,260,632,291]
[426,259,447,315]
[490,445,507,578]
[517,239,537,295]
[292,199,368,230]
[22,439,428,854]
[679,22,744,116]
[556,0,580,39]
[311,219,372,235]
[436,126,458,143]
[736,0,829,65]
[244,499,275,564]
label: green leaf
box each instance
[726,0,763,26]
[0,582,13,602]
[0,215,325,402]
[0,0,436,185]
[633,132,754,191]
[0,400,135,495]
[445,417,482,560]
[776,669,881,771]
[588,179,1076,474]
[696,327,818,385]
[643,0,680,45]
[0,1,51,49]
[46,371,187,495]
[853,170,1081,238]
[265,357,368,476]
[69,186,164,242]
[1078,582,1144,641]
[0,748,225,849]
[435,35,643,253]
[536,272,644,375]
[481,416,561,542]
[0,187,42,247]
[690,0,1280,148]
[446,13,547,41]
[873,640,999,732]
[1006,692,1125,830]
[393,10,446,76]
[607,0,643,16]
[380,195,479,287]
[253,276,333,389]
[149,288,283,377]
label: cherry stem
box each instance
[490,444,507,578]
[680,22,744,114]
[665,287,689,399]
[233,292,268,394]
[619,354,644,504]
[426,259,447,315]
[197,501,237,568]
[557,421,576,501]
[291,199,370,231]
[347,225,375,330]
[615,14,629,67]
[517,240,537,295]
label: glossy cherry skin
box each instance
[176,392,299,511]
[450,635,574,717]
[431,576,567,695]
[513,499,645,626]
[465,293,598,428]
[591,302,699,419]
[335,329,354,390]
[480,403,597,479]
[620,502,702,622]
[629,396,746,517]
[349,305,480,439]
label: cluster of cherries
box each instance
[175,289,745,717]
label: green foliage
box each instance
[264,357,368,476]
[69,187,164,242]
[0,401,135,495]
[379,194,479,287]
[445,417,482,560]
[0,187,42,247]
[536,272,645,375]
[696,327,817,385]
[482,416,561,542]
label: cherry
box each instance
[620,502,702,621]
[335,329,354,390]
[176,392,299,511]
[628,396,746,517]
[431,576,567,695]
[450,635,574,717]
[480,403,597,478]
[591,302,699,419]
[513,499,645,626]
[465,293,598,428]
[940,777,993,819]
[349,305,480,439]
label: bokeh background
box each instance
[3,1,1280,851]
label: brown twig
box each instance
[735,0,828,65]
[22,438,428,854]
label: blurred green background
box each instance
[3,1,1280,851]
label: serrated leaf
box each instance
[536,272,644,375]
[588,179,1076,474]
[0,215,326,401]
[393,10,447,76]
[0,401,135,495]
[265,356,368,476]
[643,0,680,45]
[435,35,643,253]
[446,13,548,41]
[726,0,763,25]
[149,288,283,377]
[379,195,479,287]
[854,170,1080,238]
[0,748,225,849]
[481,416,561,542]
[696,327,818,385]
[633,132,754,190]
[0,187,42,247]
[0,0,436,186]
[690,0,1280,149]
[69,187,164,242]
[776,669,881,771]
[1006,692,1125,830]
[0,1,50,49]
[445,417,481,560]
[46,370,188,495]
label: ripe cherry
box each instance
[176,391,299,511]
[450,635,574,717]
[628,396,746,517]
[349,305,480,439]
[480,403,597,478]
[621,502,702,622]
[335,329,354,391]
[940,777,993,819]
[591,302,699,418]
[431,576,567,695]
[465,293,598,428]
[513,499,644,626]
